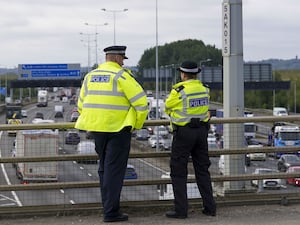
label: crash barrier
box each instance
[1,116,300,215]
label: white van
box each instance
[54,105,64,112]
[273,107,288,116]
[76,141,97,164]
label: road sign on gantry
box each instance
[18,63,81,80]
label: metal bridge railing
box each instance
[1,115,300,215]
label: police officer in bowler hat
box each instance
[164,60,216,219]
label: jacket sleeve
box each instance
[77,75,88,114]
[120,73,149,129]
[165,89,180,116]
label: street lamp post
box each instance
[101,8,128,45]
[80,32,95,72]
[84,22,108,64]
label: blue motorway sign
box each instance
[18,63,81,80]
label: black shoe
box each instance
[103,213,128,222]
[165,210,187,219]
[202,209,216,217]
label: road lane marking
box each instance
[137,158,169,174]
[0,131,22,206]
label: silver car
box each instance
[252,168,281,189]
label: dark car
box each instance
[35,112,44,119]
[86,131,94,139]
[69,99,76,105]
[54,111,64,118]
[65,131,80,145]
[277,154,300,172]
[124,164,137,179]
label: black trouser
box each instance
[170,124,216,215]
[93,127,131,217]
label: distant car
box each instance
[69,99,76,105]
[35,112,44,119]
[86,131,94,139]
[65,131,80,145]
[153,125,169,137]
[286,166,300,186]
[76,141,97,164]
[62,97,68,103]
[148,135,163,148]
[207,133,217,142]
[161,136,172,150]
[21,110,27,118]
[277,154,300,172]
[54,111,64,118]
[251,168,281,189]
[70,111,80,122]
[15,99,22,105]
[124,164,138,179]
[136,128,150,140]
[248,144,266,161]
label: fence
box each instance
[1,116,300,215]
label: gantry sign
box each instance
[11,63,82,88]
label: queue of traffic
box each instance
[3,90,300,209]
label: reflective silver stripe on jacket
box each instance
[134,105,148,111]
[130,91,146,104]
[87,90,125,97]
[83,103,130,111]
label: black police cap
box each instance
[177,61,201,74]
[103,45,128,59]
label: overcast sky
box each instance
[0,0,299,68]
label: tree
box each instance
[137,39,222,74]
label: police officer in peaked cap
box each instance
[75,44,148,222]
[104,45,128,59]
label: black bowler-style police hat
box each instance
[103,45,128,59]
[177,61,201,74]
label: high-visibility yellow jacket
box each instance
[165,79,210,127]
[75,61,149,132]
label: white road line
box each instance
[0,131,22,206]
[137,158,169,174]
[0,203,16,206]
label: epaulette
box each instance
[174,85,184,92]
[123,68,134,77]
